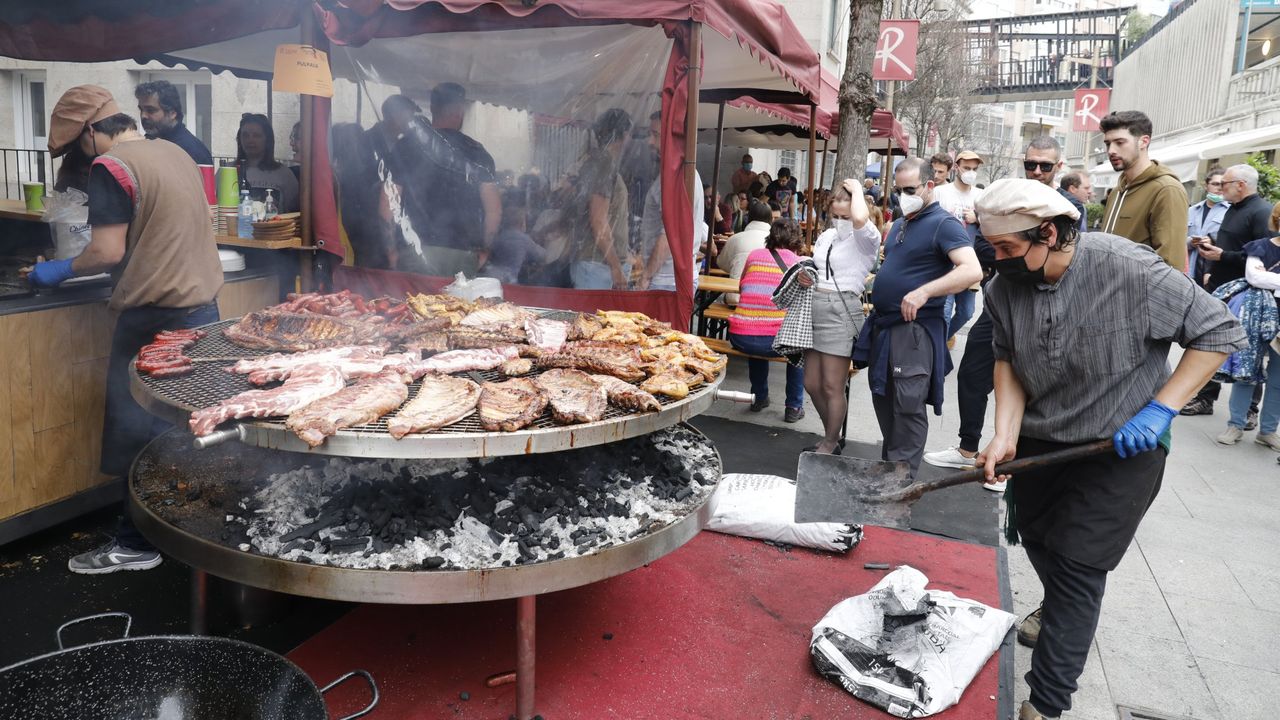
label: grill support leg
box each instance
[516,594,536,720]
[190,568,208,635]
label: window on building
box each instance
[828,0,849,60]
[142,71,213,149]
[12,71,47,149]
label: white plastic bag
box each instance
[42,189,91,259]
[705,473,862,552]
[810,566,1015,717]
[444,272,503,301]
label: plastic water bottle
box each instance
[263,189,278,220]
[237,190,253,238]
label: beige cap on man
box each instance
[976,178,1080,236]
[955,150,984,165]
[48,85,121,157]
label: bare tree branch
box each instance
[889,2,985,158]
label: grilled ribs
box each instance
[590,374,662,413]
[477,378,548,432]
[189,364,346,436]
[285,369,409,447]
[387,373,481,438]
[224,311,383,352]
[536,341,646,381]
[533,369,607,424]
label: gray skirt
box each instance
[810,290,864,357]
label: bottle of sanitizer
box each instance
[237,190,254,238]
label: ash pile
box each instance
[225,426,719,571]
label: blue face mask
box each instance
[743,162,753,171]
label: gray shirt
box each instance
[986,232,1246,443]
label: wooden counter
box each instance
[0,198,45,223]
[0,270,280,543]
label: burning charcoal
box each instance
[492,552,502,560]
[328,536,371,553]
[488,529,504,545]
[304,506,319,519]
[278,511,343,543]
[346,521,360,532]
[423,556,446,569]
[674,486,693,501]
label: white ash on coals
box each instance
[227,426,719,571]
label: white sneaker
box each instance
[923,446,978,470]
[983,479,1007,492]
[1216,426,1244,445]
[1256,432,1280,451]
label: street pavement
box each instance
[702,327,1280,720]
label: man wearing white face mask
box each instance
[853,158,982,476]
[933,151,985,344]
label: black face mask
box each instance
[993,243,1048,286]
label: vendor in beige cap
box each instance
[972,177,1245,720]
[26,85,223,576]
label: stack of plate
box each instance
[216,207,240,237]
[252,212,300,242]
[218,249,245,273]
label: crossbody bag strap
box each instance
[768,248,788,272]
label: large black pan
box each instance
[0,613,377,720]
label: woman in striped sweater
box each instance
[728,220,806,422]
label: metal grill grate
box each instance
[136,315,710,437]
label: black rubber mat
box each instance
[0,507,350,669]
[689,416,1001,546]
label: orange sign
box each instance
[273,44,334,98]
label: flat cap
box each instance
[976,178,1080,236]
[49,85,121,157]
[955,150,983,164]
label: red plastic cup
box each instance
[197,164,216,205]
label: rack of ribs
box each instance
[387,374,482,438]
[409,346,520,378]
[477,378,548,432]
[533,369,607,424]
[590,374,662,413]
[285,369,410,447]
[228,346,390,384]
[189,364,346,436]
[223,310,383,352]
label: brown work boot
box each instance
[1018,700,1059,719]
[1016,606,1041,647]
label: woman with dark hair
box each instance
[236,113,299,213]
[728,219,807,421]
[566,108,632,289]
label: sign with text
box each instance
[873,20,920,81]
[1072,88,1110,132]
[273,44,333,97]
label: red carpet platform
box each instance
[290,527,1008,719]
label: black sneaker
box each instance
[784,406,804,423]
[1245,408,1259,432]
[749,397,770,412]
[1179,397,1213,416]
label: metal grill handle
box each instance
[714,389,755,404]
[193,425,244,450]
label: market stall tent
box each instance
[0,0,823,326]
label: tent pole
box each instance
[706,100,726,270]
[806,104,817,246]
[298,7,317,292]
[819,137,830,192]
[266,79,273,125]
[686,22,703,276]
[882,134,893,219]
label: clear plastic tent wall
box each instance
[326,24,684,300]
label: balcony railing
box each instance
[1228,54,1280,111]
[1,148,51,201]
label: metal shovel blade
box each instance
[794,451,916,529]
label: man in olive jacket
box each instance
[1098,111,1189,269]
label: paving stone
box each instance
[1163,592,1280,671]
[1137,543,1252,606]
[1094,627,1222,720]
[1223,557,1280,609]
[1197,658,1280,720]
[1096,574,1184,643]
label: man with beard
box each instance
[134,80,212,165]
[1099,110,1188,268]
[855,157,981,477]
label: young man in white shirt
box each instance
[932,150,984,344]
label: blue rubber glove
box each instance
[27,258,76,287]
[1113,400,1177,458]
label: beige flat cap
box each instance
[48,85,120,158]
[976,178,1080,236]
[955,150,983,164]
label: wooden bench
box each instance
[703,336,860,377]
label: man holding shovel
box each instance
[973,179,1244,720]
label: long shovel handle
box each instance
[903,439,1115,498]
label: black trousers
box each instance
[105,302,220,550]
[870,323,934,476]
[956,311,994,453]
[1023,540,1107,718]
